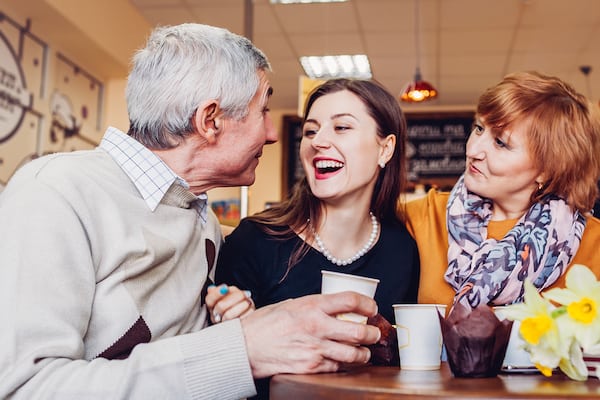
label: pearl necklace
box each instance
[308,212,379,266]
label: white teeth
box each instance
[315,160,343,169]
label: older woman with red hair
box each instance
[403,71,600,311]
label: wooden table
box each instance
[270,363,600,399]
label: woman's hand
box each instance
[205,284,255,323]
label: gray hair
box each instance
[126,23,271,149]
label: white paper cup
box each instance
[393,304,447,370]
[493,306,534,371]
[321,270,379,323]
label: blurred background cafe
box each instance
[1,0,599,226]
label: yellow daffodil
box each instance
[521,313,553,345]
[568,297,596,324]
[503,265,600,381]
[502,281,564,373]
[543,264,600,352]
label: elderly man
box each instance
[0,23,380,399]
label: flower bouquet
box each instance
[501,264,600,380]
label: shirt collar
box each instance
[99,127,208,215]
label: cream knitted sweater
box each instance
[0,148,255,399]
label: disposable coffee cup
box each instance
[321,270,379,323]
[393,304,447,370]
[493,306,534,371]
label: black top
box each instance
[215,218,420,400]
[215,218,420,323]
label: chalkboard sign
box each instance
[281,115,304,199]
[405,111,474,187]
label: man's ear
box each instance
[193,100,223,144]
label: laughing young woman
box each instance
[402,71,600,312]
[211,79,419,323]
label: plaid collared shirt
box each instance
[99,127,207,224]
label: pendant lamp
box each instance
[580,65,592,97]
[400,0,438,103]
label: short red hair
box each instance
[476,71,600,212]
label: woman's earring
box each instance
[379,161,386,168]
[537,181,544,190]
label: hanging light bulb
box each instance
[579,65,593,98]
[400,67,438,102]
[400,0,438,103]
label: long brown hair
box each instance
[246,78,408,273]
[477,71,600,212]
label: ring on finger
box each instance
[243,290,254,306]
[213,310,222,323]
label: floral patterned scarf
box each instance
[446,174,586,309]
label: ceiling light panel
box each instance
[300,55,372,79]
[270,0,347,4]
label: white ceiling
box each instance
[127,0,600,112]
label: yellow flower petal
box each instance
[535,363,553,377]
[521,314,553,345]
[567,297,597,324]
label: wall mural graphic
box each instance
[0,29,31,144]
[46,53,102,153]
[0,11,103,187]
[0,12,45,186]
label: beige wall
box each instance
[245,108,296,215]
[104,79,129,133]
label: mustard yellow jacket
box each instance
[401,189,600,310]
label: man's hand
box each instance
[240,291,381,378]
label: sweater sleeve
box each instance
[0,168,255,399]
[2,318,255,400]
